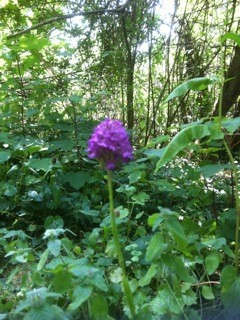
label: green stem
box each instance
[217,32,240,274]
[223,139,240,274]
[107,170,136,318]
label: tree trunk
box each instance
[214,45,240,117]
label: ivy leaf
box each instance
[63,171,90,190]
[27,158,52,172]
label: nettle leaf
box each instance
[68,285,93,311]
[63,171,90,190]
[0,150,11,163]
[47,239,61,257]
[24,304,65,320]
[166,76,218,101]
[89,294,109,320]
[150,285,183,315]
[220,32,240,46]
[52,269,72,294]
[128,170,143,184]
[155,124,211,172]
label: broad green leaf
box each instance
[148,213,163,231]
[166,76,218,101]
[155,124,211,172]
[222,117,240,133]
[220,32,240,46]
[47,239,61,257]
[63,171,90,189]
[202,286,215,300]
[150,285,183,315]
[145,232,166,261]
[128,171,143,184]
[37,249,49,271]
[89,294,109,320]
[24,304,65,320]
[44,215,64,229]
[198,164,231,178]
[68,285,93,311]
[52,269,72,294]
[174,257,195,283]
[131,192,149,205]
[205,252,220,275]
[0,150,11,163]
[4,184,17,197]
[139,264,158,287]
[220,265,236,290]
[220,265,239,316]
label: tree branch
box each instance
[6,0,131,40]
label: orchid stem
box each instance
[107,170,136,318]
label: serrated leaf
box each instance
[89,294,109,320]
[155,124,211,172]
[205,252,220,275]
[128,171,142,183]
[68,285,93,311]
[52,269,72,294]
[24,304,65,320]
[150,285,183,315]
[47,239,61,257]
[202,286,215,300]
